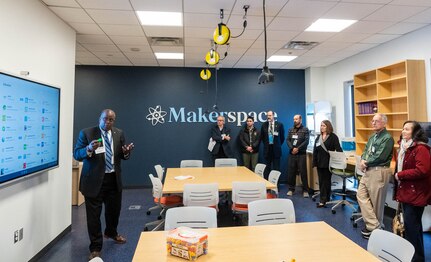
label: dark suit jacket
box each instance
[211,125,233,157]
[260,121,285,158]
[73,126,129,198]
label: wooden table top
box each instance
[132,221,379,262]
[162,166,276,194]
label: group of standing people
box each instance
[210,111,311,197]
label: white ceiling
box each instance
[41,0,431,69]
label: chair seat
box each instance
[331,169,354,177]
[155,195,183,205]
[267,192,277,199]
[232,203,248,211]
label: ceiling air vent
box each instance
[148,37,183,46]
[284,41,319,50]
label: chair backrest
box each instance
[254,163,266,178]
[367,229,415,262]
[154,164,164,181]
[232,181,266,205]
[180,160,203,168]
[328,151,347,170]
[354,155,365,177]
[183,183,219,208]
[215,158,237,167]
[149,174,163,199]
[268,170,281,194]
[248,199,296,226]
[89,257,103,262]
[164,206,217,231]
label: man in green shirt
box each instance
[357,113,394,239]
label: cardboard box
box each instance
[166,227,208,260]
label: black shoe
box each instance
[316,202,326,208]
[89,251,101,260]
[361,228,371,239]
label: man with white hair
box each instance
[358,113,394,239]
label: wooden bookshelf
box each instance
[353,60,427,156]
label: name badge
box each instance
[371,146,376,153]
[95,145,106,154]
[273,131,279,136]
[292,135,298,139]
[293,139,298,146]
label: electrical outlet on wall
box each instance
[14,230,19,243]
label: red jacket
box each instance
[395,142,431,207]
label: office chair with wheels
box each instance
[326,151,357,214]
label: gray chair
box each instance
[248,199,295,226]
[254,163,266,178]
[367,229,415,262]
[180,160,203,168]
[215,158,237,167]
[326,151,356,214]
[164,206,217,231]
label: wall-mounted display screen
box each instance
[0,71,60,186]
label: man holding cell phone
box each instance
[73,109,134,260]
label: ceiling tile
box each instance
[327,32,371,43]
[69,23,105,34]
[390,0,431,6]
[293,32,337,42]
[227,39,255,48]
[322,2,384,20]
[118,45,153,53]
[157,60,185,67]
[278,0,337,18]
[86,10,139,25]
[76,50,97,58]
[343,43,378,52]
[184,13,220,28]
[360,34,401,44]
[100,58,132,66]
[76,0,133,10]
[232,0,289,17]
[185,27,215,38]
[99,24,145,36]
[110,36,149,45]
[339,0,391,3]
[124,52,155,59]
[81,44,120,52]
[405,8,431,23]
[268,17,315,31]
[185,38,213,47]
[343,20,395,34]
[151,46,184,53]
[379,22,427,34]
[265,30,301,42]
[363,5,428,22]
[76,57,106,65]
[130,0,182,12]
[42,0,80,8]
[227,15,266,30]
[49,7,93,23]
[76,43,86,51]
[76,34,112,44]
[183,0,235,14]
[142,26,183,38]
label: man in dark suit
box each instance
[261,110,285,179]
[211,116,233,163]
[73,109,134,260]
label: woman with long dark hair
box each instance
[394,120,431,262]
[312,120,342,207]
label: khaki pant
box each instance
[357,167,392,231]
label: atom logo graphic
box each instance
[146,105,167,126]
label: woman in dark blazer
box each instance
[312,120,342,207]
[394,121,431,262]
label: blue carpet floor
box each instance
[38,185,431,262]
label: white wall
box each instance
[307,24,431,137]
[0,0,75,261]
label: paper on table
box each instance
[174,175,195,180]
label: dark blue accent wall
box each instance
[74,66,305,187]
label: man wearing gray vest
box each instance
[358,113,394,239]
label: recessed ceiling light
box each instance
[305,19,357,32]
[155,53,184,60]
[136,11,182,26]
[267,55,297,62]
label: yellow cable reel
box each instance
[205,49,220,66]
[213,23,230,45]
[200,69,211,80]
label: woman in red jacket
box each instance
[395,121,431,262]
